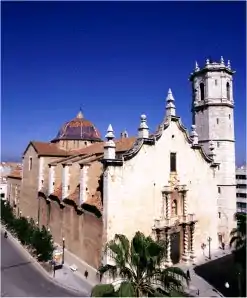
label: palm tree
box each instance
[230,213,246,265]
[91,231,188,297]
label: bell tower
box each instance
[190,57,236,242]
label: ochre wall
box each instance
[39,197,103,268]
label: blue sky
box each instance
[2,1,246,165]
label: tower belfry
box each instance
[189,57,236,242]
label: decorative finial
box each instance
[220,56,224,65]
[120,129,128,139]
[190,125,198,145]
[105,124,115,140]
[104,124,116,159]
[227,60,231,69]
[138,114,149,139]
[206,59,210,65]
[166,88,176,117]
[76,108,83,119]
[195,61,200,71]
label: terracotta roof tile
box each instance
[72,137,136,156]
[7,166,22,179]
[30,141,72,157]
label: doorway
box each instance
[170,232,181,264]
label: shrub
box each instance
[1,200,54,262]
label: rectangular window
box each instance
[170,153,177,172]
[218,212,221,219]
[216,118,219,124]
[29,157,33,171]
[218,187,221,194]
[217,142,220,148]
[215,80,218,86]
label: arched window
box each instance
[226,82,230,101]
[171,200,178,216]
[200,83,205,101]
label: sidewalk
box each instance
[1,224,94,295]
[177,247,231,297]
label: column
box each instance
[79,164,90,205]
[166,192,171,218]
[166,233,172,267]
[48,165,55,195]
[182,225,189,263]
[182,190,188,216]
[190,224,196,261]
[62,164,70,200]
[38,157,44,191]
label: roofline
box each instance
[51,138,103,143]
[7,175,22,180]
[189,67,236,81]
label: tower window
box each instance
[226,82,230,101]
[200,83,205,101]
[217,142,220,148]
[216,118,219,124]
[84,141,87,146]
[218,187,221,194]
[229,114,231,119]
[170,153,177,172]
[215,80,218,86]
[218,212,221,219]
[29,157,32,171]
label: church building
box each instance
[7,58,236,270]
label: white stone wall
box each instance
[103,119,219,260]
[38,157,44,191]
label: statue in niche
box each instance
[171,200,177,217]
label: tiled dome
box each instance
[52,111,102,142]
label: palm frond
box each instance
[98,264,118,280]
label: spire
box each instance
[195,61,200,72]
[220,56,225,65]
[76,108,83,119]
[206,58,210,66]
[227,60,231,69]
[190,125,198,145]
[104,124,116,159]
[138,114,149,139]
[166,88,176,117]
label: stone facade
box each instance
[8,58,237,271]
[190,58,236,243]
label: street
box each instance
[0,229,84,297]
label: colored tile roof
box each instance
[30,141,72,157]
[7,165,22,179]
[51,111,102,142]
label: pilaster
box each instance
[38,157,44,191]
[48,165,55,195]
[79,163,90,205]
[62,164,71,200]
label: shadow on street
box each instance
[194,254,246,297]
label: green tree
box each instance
[32,225,54,262]
[92,232,188,297]
[230,213,246,265]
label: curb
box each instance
[1,224,87,295]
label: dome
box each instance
[52,110,102,142]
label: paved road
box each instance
[0,230,84,297]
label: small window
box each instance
[170,153,177,172]
[218,212,221,219]
[29,157,33,171]
[215,80,218,86]
[84,141,87,146]
[53,182,55,185]
[229,114,231,120]
[41,180,44,185]
[200,83,205,101]
[217,142,220,148]
[226,82,230,101]
[216,118,219,124]
[68,185,70,190]
[218,187,221,194]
